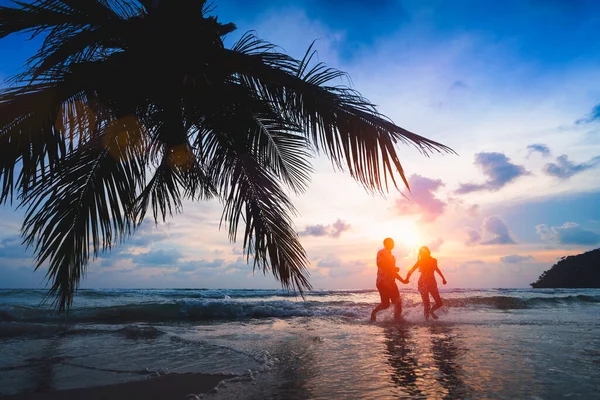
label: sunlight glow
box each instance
[396,219,422,249]
[365,218,422,251]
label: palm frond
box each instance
[0,81,92,203]
[30,26,121,79]
[131,151,183,224]
[247,115,313,194]
[203,120,311,293]
[0,1,453,310]
[187,79,313,195]
[1,0,140,82]
[221,46,455,193]
[21,117,146,310]
[0,0,134,39]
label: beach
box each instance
[1,373,226,400]
[1,288,599,399]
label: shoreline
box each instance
[0,373,230,400]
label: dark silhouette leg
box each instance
[420,290,430,321]
[372,282,393,321]
[430,287,443,320]
[371,302,390,321]
[393,297,403,321]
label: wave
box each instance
[0,299,365,323]
[1,294,599,323]
[0,288,375,301]
[443,295,600,310]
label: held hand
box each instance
[395,267,400,272]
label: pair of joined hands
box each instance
[394,267,447,285]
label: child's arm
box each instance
[434,260,447,285]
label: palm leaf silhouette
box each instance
[0,0,454,310]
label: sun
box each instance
[395,219,422,249]
[366,218,423,251]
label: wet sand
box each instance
[0,373,228,400]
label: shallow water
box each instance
[1,288,599,398]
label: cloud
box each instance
[316,255,342,269]
[0,235,31,259]
[464,228,481,246]
[465,204,480,217]
[178,259,225,272]
[480,216,516,245]
[126,221,170,247]
[456,152,530,194]
[536,222,600,245]
[500,255,534,264]
[543,154,600,179]
[301,219,350,238]
[457,259,486,272]
[463,216,518,247]
[131,249,183,266]
[328,259,365,278]
[449,197,479,217]
[450,80,468,91]
[395,175,447,222]
[225,258,251,272]
[527,144,551,157]
[575,104,600,124]
[330,220,351,238]
[427,238,444,252]
[314,255,367,279]
[231,247,246,255]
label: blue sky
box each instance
[1,0,600,290]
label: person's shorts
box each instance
[376,281,400,307]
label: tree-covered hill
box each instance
[531,248,600,288]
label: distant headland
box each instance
[531,248,600,288]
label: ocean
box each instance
[1,288,599,399]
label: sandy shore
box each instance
[0,373,229,400]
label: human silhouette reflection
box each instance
[429,325,469,399]
[383,325,423,398]
[383,325,468,399]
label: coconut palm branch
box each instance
[0,0,454,310]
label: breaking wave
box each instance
[1,293,599,323]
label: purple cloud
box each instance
[527,144,551,157]
[456,152,530,194]
[543,154,600,179]
[427,238,444,252]
[301,219,350,238]
[395,175,447,222]
[465,216,516,247]
[480,216,516,245]
[464,228,481,246]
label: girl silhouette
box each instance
[406,246,447,320]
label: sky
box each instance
[1,0,600,291]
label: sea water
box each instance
[1,288,599,399]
